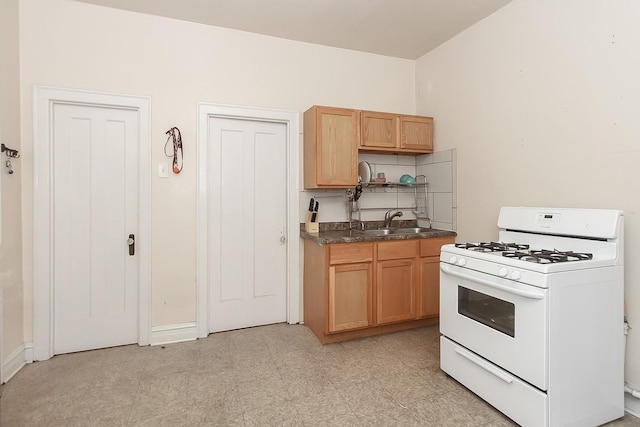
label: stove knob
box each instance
[449,256,458,264]
[498,267,508,277]
[511,270,522,280]
[457,258,467,266]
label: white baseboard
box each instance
[626,391,640,419]
[3,344,26,383]
[24,342,34,363]
[149,322,198,346]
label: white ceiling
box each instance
[75,0,512,60]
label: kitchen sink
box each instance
[392,227,431,234]
[358,228,393,236]
[357,227,431,236]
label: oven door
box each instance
[440,262,548,390]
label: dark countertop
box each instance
[300,221,457,245]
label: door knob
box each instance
[127,234,135,256]
[280,235,286,244]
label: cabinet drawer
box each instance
[420,237,454,257]
[440,336,548,427]
[329,242,373,264]
[377,240,418,260]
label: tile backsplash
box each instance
[299,149,457,231]
[417,149,457,231]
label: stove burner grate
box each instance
[502,249,593,264]
[455,242,530,252]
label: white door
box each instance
[208,117,287,332]
[52,103,139,354]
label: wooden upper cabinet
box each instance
[304,106,359,189]
[359,110,434,154]
[360,111,398,149]
[400,115,433,152]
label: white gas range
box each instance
[439,207,625,427]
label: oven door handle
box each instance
[440,264,545,300]
[454,346,514,384]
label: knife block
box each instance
[305,212,319,233]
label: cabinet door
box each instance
[328,262,372,333]
[304,106,359,188]
[418,256,440,318]
[376,258,417,325]
[360,111,398,149]
[400,115,433,152]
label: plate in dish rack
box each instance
[358,161,372,183]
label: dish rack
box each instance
[413,175,429,219]
[355,175,429,219]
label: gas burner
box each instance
[502,249,593,264]
[456,242,530,252]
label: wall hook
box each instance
[164,127,183,174]
[1,143,20,159]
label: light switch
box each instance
[158,163,169,178]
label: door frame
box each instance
[33,86,151,361]
[196,103,300,337]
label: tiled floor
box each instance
[1,324,639,426]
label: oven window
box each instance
[458,287,515,337]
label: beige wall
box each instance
[19,0,415,335]
[416,0,640,388]
[12,0,640,396]
[0,0,24,366]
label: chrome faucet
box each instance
[383,209,403,228]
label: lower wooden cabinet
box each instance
[418,257,440,318]
[376,240,418,325]
[376,258,417,324]
[303,236,454,344]
[418,237,454,318]
[304,240,374,340]
[328,262,372,332]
